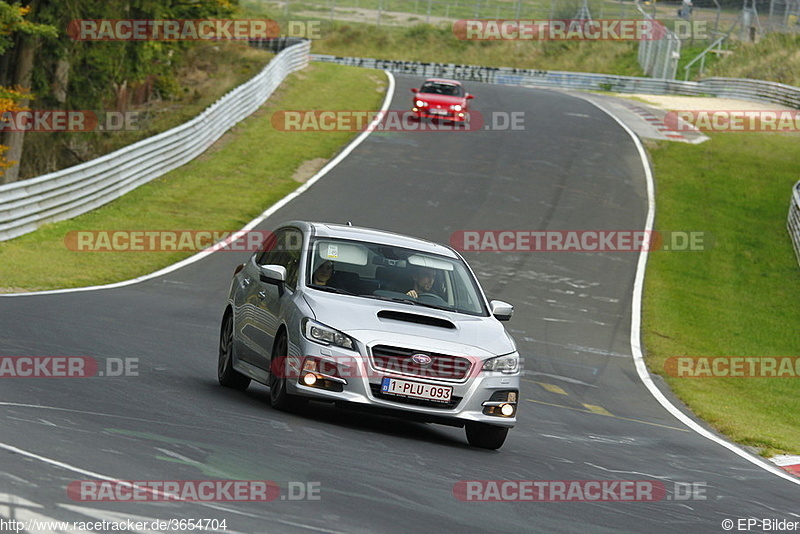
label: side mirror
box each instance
[258,264,286,297]
[490,300,513,322]
[258,264,286,283]
[466,94,475,100]
[410,88,419,93]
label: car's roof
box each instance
[423,78,463,86]
[282,221,459,259]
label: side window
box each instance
[255,231,279,265]
[255,228,303,291]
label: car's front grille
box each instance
[371,345,473,381]
[369,384,462,410]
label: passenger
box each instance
[312,260,334,286]
[406,266,436,298]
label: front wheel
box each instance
[269,334,308,413]
[218,312,250,391]
[465,422,509,450]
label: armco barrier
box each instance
[789,181,800,268]
[0,39,310,242]
[310,55,800,108]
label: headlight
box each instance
[302,319,356,350]
[416,100,426,107]
[452,104,462,111]
[482,353,519,374]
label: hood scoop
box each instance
[377,310,456,329]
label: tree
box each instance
[0,0,56,184]
[0,84,28,172]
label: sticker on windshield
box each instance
[326,244,339,259]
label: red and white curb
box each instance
[618,101,707,144]
[770,455,800,477]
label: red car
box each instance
[411,78,474,123]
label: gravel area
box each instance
[622,94,796,111]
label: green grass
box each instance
[706,33,800,87]
[0,63,386,292]
[643,132,800,456]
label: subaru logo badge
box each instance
[411,353,432,367]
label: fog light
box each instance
[482,390,519,417]
[303,372,317,386]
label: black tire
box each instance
[465,422,509,450]
[268,333,308,412]
[218,312,250,391]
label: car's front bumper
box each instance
[286,337,519,428]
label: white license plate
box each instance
[430,109,447,115]
[381,377,452,402]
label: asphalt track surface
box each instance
[1,74,799,533]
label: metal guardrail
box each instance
[310,55,800,108]
[789,181,800,267]
[0,40,311,242]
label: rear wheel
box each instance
[269,333,307,412]
[465,422,509,450]
[218,312,250,391]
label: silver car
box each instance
[218,221,520,449]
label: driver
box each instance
[406,267,436,298]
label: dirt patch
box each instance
[292,158,329,183]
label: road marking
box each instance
[531,381,567,395]
[582,403,613,416]
[525,398,689,432]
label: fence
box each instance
[790,181,800,267]
[311,54,800,107]
[636,4,682,79]
[272,0,643,24]
[0,40,310,242]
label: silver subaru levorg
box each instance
[218,221,520,449]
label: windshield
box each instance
[307,238,487,316]
[419,81,464,97]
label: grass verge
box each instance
[643,132,800,456]
[0,63,386,292]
